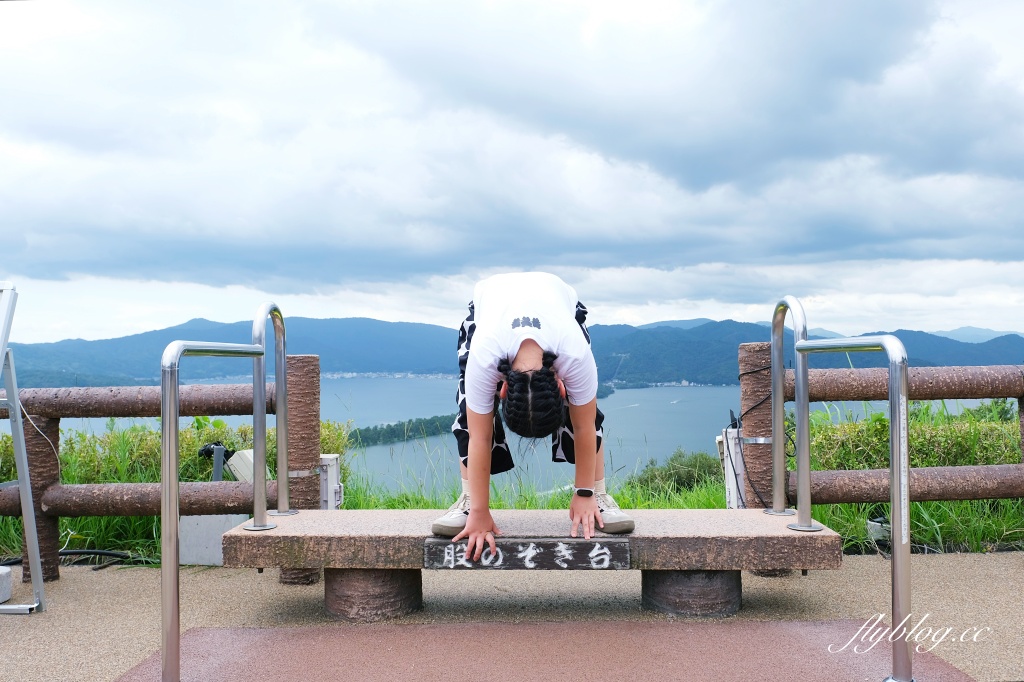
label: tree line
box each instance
[350,413,459,446]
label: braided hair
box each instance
[498,351,564,438]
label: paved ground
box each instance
[1,552,1022,682]
[118,620,974,682]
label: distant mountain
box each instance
[931,326,1024,343]
[9,317,1024,388]
[591,320,771,386]
[10,317,454,387]
[637,318,714,330]
[754,321,844,338]
[591,320,1024,385]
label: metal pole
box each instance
[796,335,913,682]
[159,356,180,682]
[0,283,46,614]
[253,303,293,517]
[788,308,821,532]
[160,340,264,682]
[274,316,289,511]
[212,445,224,483]
[250,337,269,529]
[887,337,913,682]
[767,296,804,516]
[1,349,46,613]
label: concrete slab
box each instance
[222,509,842,571]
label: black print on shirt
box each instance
[511,316,542,330]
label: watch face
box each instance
[575,488,594,497]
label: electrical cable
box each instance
[59,549,132,559]
[739,393,771,423]
[731,363,782,508]
[734,435,770,509]
[19,404,62,478]
[737,363,771,379]
[2,549,150,570]
[735,362,774,422]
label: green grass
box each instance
[813,498,1024,554]
[341,456,726,513]
[800,398,1024,554]
[0,512,23,556]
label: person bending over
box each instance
[431,272,634,560]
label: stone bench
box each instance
[222,509,842,622]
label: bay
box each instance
[331,377,740,494]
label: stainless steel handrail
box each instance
[160,340,264,682]
[160,302,290,682]
[767,296,804,517]
[796,335,913,682]
[252,302,294,520]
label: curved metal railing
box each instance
[160,303,290,682]
[252,302,294,519]
[795,334,913,682]
[767,296,805,517]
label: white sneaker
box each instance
[596,491,635,534]
[431,491,471,536]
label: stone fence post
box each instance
[737,343,773,510]
[23,416,61,582]
[279,355,322,585]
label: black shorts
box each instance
[450,300,605,475]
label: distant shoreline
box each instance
[321,372,459,380]
[191,372,461,383]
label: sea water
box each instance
[329,377,740,493]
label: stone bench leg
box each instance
[324,568,423,622]
[641,570,741,617]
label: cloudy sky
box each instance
[2,0,1023,344]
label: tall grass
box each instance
[800,398,1024,553]
[814,498,1024,554]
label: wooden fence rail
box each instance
[0,355,321,584]
[0,383,274,419]
[0,481,279,517]
[781,365,1024,402]
[739,342,1024,508]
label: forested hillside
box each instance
[11,318,1024,388]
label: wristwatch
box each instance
[574,487,594,497]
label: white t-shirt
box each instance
[463,272,598,415]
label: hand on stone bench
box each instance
[569,494,603,539]
[452,508,502,561]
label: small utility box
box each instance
[320,454,343,509]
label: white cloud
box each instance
[2,1,1024,343]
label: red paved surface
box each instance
[119,620,974,682]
